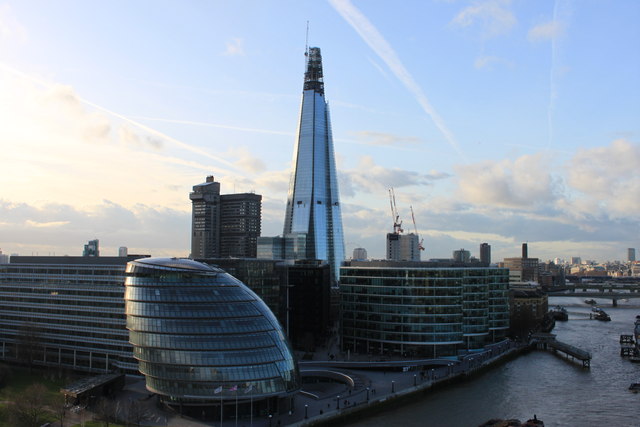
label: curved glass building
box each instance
[340,262,509,358]
[124,257,299,417]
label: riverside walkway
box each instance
[531,332,591,368]
[101,340,522,427]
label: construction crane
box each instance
[410,205,425,251]
[388,188,403,234]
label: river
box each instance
[349,297,640,426]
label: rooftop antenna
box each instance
[305,21,309,57]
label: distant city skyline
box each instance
[0,1,638,262]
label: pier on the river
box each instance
[531,333,591,368]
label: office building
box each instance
[124,257,299,417]
[282,47,345,283]
[480,243,491,265]
[629,248,636,262]
[83,239,99,257]
[198,257,334,351]
[0,256,146,374]
[118,246,128,257]
[340,260,510,357]
[387,233,420,262]
[0,250,8,264]
[190,176,261,259]
[352,247,368,261]
[503,243,539,283]
[453,249,471,263]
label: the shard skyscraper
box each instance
[283,47,345,283]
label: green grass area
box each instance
[0,365,73,401]
[0,364,77,427]
[70,421,127,427]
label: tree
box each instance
[49,392,67,427]
[0,363,11,388]
[94,396,115,427]
[7,383,48,427]
[125,399,145,427]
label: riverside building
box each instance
[124,257,299,418]
[340,260,510,357]
[0,255,145,374]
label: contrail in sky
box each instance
[132,116,293,136]
[329,0,464,158]
[547,0,571,149]
[0,62,241,173]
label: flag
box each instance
[214,386,223,394]
[244,384,253,393]
[229,385,237,392]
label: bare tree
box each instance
[94,396,115,427]
[7,383,48,427]
[50,392,67,427]
[0,362,11,388]
[126,399,145,427]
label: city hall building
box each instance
[340,261,510,358]
[124,257,299,417]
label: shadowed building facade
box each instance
[282,47,345,283]
[190,176,261,259]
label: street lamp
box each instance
[366,387,370,402]
[391,380,395,393]
[305,404,308,419]
[337,395,341,409]
[269,414,273,427]
[413,374,417,386]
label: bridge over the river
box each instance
[547,282,640,306]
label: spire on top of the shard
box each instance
[303,47,324,95]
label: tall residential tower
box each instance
[283,47,345,282]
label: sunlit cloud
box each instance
[223,37,245,56]
[329,0,463,157]
[132,116,292,136]
[451,0,516,39]
[351,130,422,147]
[0,4,27,47]
[528,20,564,42]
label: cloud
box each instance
[451,0,516,39]
[329,0,463,157]
[0,4,27,48]
[343,156,451,195]
[474,55,514,70]
[0,199,190,257]
[223,37,245,56]
[351,130,422,146]
[226,147,267,174]
[118,124,164,150]
[566,139,640,219]
[528,20,564,42]
[455,153,561,208]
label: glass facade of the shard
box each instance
[283,47,345,283]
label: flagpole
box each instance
[235,388,238,427]
[220,387,223,427]
[250,385,253,427]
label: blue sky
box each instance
[0,0,638,262]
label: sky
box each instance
[0,0,638,263]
